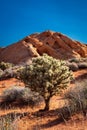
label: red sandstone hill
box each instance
[0,30,87,64]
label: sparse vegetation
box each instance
[0,113,17,130]
[0,86,44,108]
[19,54,72,111]
[1,86,25,103]
[66,62,79,71]
[67,57,87,71]
[0,62,14,71]
[69,58,80,63]
[0,68,15,80]
[59,79,87,119]
[69,57,87,63]
[0,69,4,78]
[78,62,87,69]
[0,111,28,130]
[0,65,24,80]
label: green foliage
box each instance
[0,62,14,71]
[19,54,72,110]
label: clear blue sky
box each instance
[0,0,87,47]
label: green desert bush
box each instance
[0,86,44,107]
[19,54,73,111]
[0,62,14,71]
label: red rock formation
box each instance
[0,31,87,64]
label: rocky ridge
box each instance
[0,31,87,64]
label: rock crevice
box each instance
[0,31,87,64]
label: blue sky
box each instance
[0,0,87,47]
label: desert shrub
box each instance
[0,62,14,71]
[0,69,4,78]
[68,57,87,71]
[69,58,80,63]
[66,62,79,71]
[17,88,44,106]
[1,86,25,103]
[0,69,13,80]
[0,86,44,107]
[0,65,24,80]
[69,58,87,63]
[19,54,73,111]
[78,62,87,69]
[79,57,87,62]
[61,79,87,119]
[0,68,15,80]
[0,112,23,130]
[0,114,15,130]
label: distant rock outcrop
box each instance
[0,31,87,64]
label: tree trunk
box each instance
[44,98,50,111]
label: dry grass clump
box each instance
[66,62,79,71]
[1,86,25,102]
[78,62,87,69]
[0,86,44,108]
[67,57,87,71]
[0,65,24,80]
[69,58,80,63]
[59,79,87,119]
[0,112,19,130]
[69,57,87,63]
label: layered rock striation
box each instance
[0,31,87,64]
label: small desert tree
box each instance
[19,54,73,111]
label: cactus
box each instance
[19,54,73,111]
